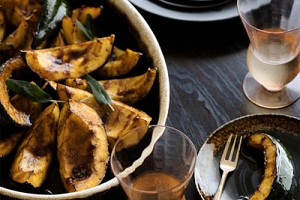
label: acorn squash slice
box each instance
[10,102,60,188]
[247,133,295,200]
[11,94,44,123]
[57,99,109,192]
[71,6,102,24]
[65,68,157,105]
[0,57,31,129]
[96,46,141,77]
[0,130,24,157]
[24,35,115,81]
[56,84,152,147]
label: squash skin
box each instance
[24,35,115,81]
[0,57,31,129]
[57,100,109,192]
[247,133,295,200]
[10,102,60,188]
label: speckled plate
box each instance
[194,114,300,200]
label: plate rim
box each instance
[194,113,300,200]
[129,0,238,22]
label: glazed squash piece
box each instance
[10,102,60,188]
[24,35,115,81]
[61,6,102,45]
[71,6,102,24]
[0,0,42,27]
[96,46,142,77]
[56,84,152,147]
[0,131,24,158]
[0,57,31,128]
[65,68,157,105]
[247,133,295,200]
[57,99,109,192]
[4,19,29,49]
[61,16,87,45]
[11,94,44,123]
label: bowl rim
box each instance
[0,0,170,199]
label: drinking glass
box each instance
[237,0,300,109]
[110,125,197,200]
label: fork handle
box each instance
[213,170,229,200]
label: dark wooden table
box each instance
[101,6,300,200]
[3,3,300,200]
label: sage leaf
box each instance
[32,0,70,48]
[5,79,53,103]
[85,14,96,38]
[85,74,114,111]
[75,14,96,40]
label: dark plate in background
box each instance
[156,0,233,9]
[194,114,300,199]
[129,0,238,22]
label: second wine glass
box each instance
[237,0,300,109]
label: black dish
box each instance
[195,114,300,200]
[156,0,233,9]
[129,0,238,22]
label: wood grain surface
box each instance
[4,4,300,200]
[134,9,300,200]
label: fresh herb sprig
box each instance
[5,79,60,103]
[85,74,114,111]
[75,14,96,40]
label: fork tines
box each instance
[221,134,242,168]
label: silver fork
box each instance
[213,134,242,200]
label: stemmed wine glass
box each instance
[237,0,300,109]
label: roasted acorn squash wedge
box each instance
[0,57,31,128]
[247,133,295,200]
[0,0,42,27]
[4,19,29,49]
[0,130,24,157]
[57,99,109,192]
[71,6,102,24]
[56,84,152,147]
[61,16,87,45]
[61,6,102,45]
[10,102,60,188]
[96,46,141,77]
[65,68,157,105]
[24,35,115,81]
[11,94,44,123]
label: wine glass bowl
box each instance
[237,0,300,108]
[110,125,197,200]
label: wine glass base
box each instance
[243,72,300,109]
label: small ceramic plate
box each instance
[194,114,300,200]
[129,0,238,22]
[156,0,232,9]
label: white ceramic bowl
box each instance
[0,0,169,199]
